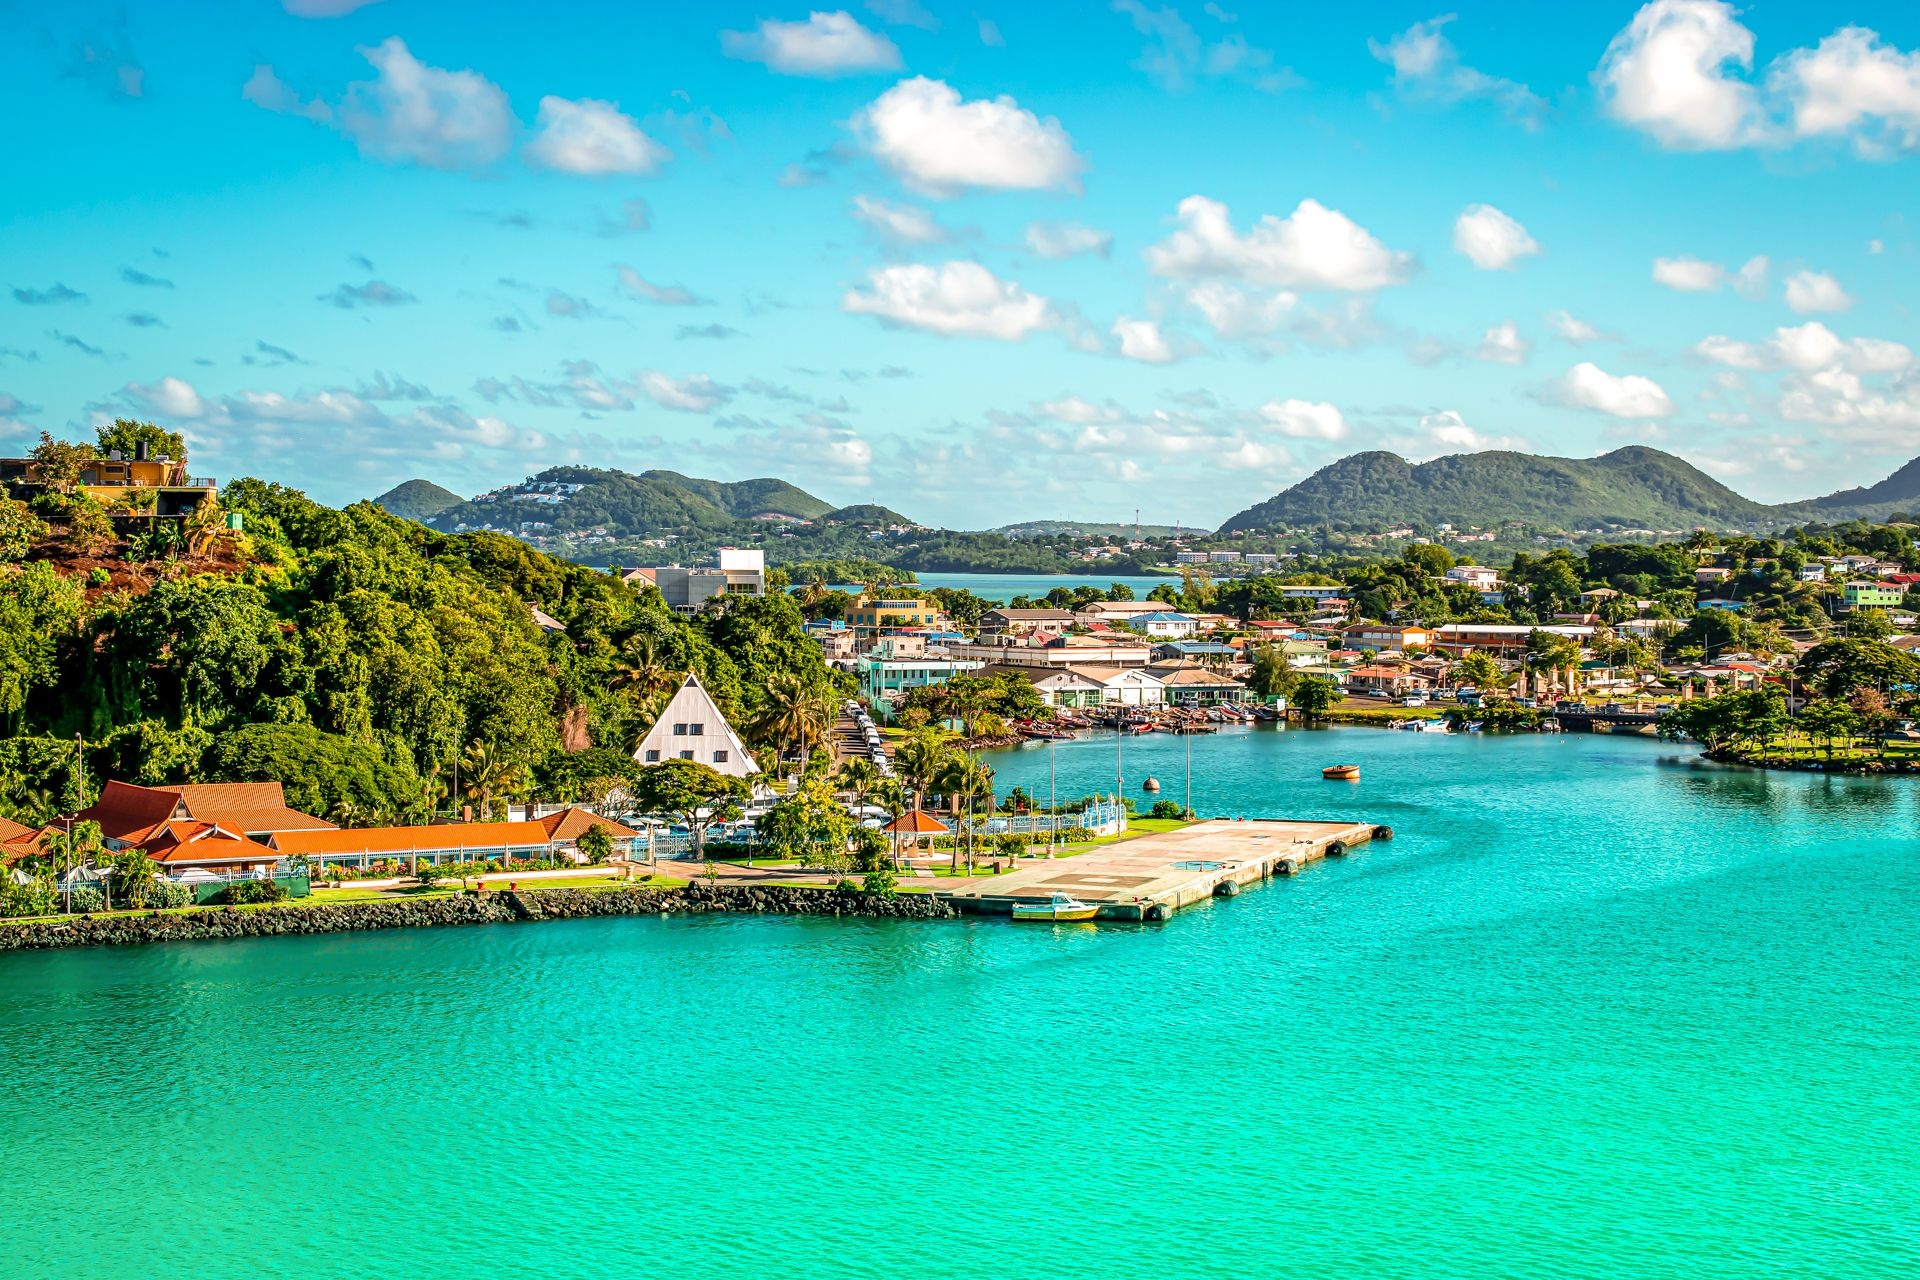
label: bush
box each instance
[862,866,898,897]
[218,879,288,905]
[0,879,58,918]
[146,880,192,909]
[994,833,1025,858]
[1148,800,1185,820]
[414,862,443,887]
[67,887,104,914]
[86,567,111,588]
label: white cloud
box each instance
[640,371,733,413]
[1144,195,1416,291]
[1026,221,1113,259]
[721,11,902,77]
[525,97,669,176]
[1476,320,1530,365]
[1552,362,1675,418]
[1783,269,1853,314]
[337,38,515,170]
[1181,282,1296,338]
[1599,2,1920,156]
[1596,0,1764,150]
[1693,321,1912,374]
[854,77,1084,194]
[1257,398,1347,440]
[1769,26,1920,156]
[126,376,206,418]
[1652,253,1768,295]
[1369,15,1545,126]
[616,265,709,306]
[1419,409,1528,453]
[850,194,952,245]
[842,260,1054,340]
[1548,309,1613,343]
[1452,204,1539,270]
[1112,315,1177,364]
[1112,0,1298,94]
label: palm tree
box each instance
[834,757,883,809]
[893,732,946,812]
[184,497,237,559]
[459,740,523,822]
[934,754,992,875]
[111,849,159,909]
[610,636,675,699]
[754,674,837,767]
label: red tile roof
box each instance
[270,821,554,859]
[140,820,281,866]
[0,815,32,844]
[74,780,334,844]
[536,808,641,842]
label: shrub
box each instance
[862,866,897,898]
[86,567,111,588]
[1148,800,1185,820]
[994,833,1025,859]
[218,879,288,905]
[414,862,443,887]
[0,879,58,918]
[67,887,104,914]
[146,880,192,909]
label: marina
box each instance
[937,816,1383,921]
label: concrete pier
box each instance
[935,817,1384,922]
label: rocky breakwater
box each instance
[0,883,957,953]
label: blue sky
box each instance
[2,0,1917,528]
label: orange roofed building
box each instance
[270,820,559,872]
[76,780,335,850]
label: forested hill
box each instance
[421,466,838,539]
[1221,447,1781,533]
[0,479,841,827]
[1791,456,1920,521]
[372,478,462,522]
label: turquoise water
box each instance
[4,728,1918,1279]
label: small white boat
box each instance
[1012,892,1099,922]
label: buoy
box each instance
[1142,776,1161,792]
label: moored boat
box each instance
[1012,892,1099,922]
[1321,763,1361,780]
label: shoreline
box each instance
[0,884,955,955]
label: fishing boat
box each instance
[1321,763,1361,780]
[1012,892,1099,922]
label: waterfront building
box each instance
[272,821,557,872]
[1145,664,1247,705]
[1343,665,1437,696]
[1069,664,1167,706]
[858,652,984,705]
[971,664,1104,709]
[1174,551,1210,564]
[1073,600,1168,622]
[630,673,759,777]
[1207,550,1242,563]
[75,780,334,849]
[946,634,1154,670]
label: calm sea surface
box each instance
[4,728,1917,1279]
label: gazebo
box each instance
[881,809,951,865]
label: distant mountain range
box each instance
[992,519,1185,539]
[1220,446,1920,534]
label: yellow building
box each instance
[847,592,945,635]
[1,442,216,517]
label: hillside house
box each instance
[630,673,758,777]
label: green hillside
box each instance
[1219,446,1780,534]
[994,519,1183,538]
[823,503,918,525]
[1792,457,1920,521]
[372,478,464,523]
[425,466,835,538]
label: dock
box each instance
[934,817,1385,922]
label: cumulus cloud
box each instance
[1597,0,1765,150]
[1026,221,1113,259]
[1693,321,1911,375]
[319,279,417,308]
[854,77,1085,195]
[842,260,1055,340]
[1418,409,1529,453]
[1598,1,1920,156]
[1111,315,1177,364]
[1452,204,1539,270]
[1370,14,1545,126]
[1551,361,1675,418]
[1475,319,1530,365]
[1181,282,1297,338]
[722,11,902,76]
[1783,269,1853,314]
[850,194,953,246]
[1112,0,1299,94]
[1145,196,1415,291]
[1258,399,1347,440]
[525,97,670,176]
[640,371,733,413]
[250,39,513,170]
[126,376,207,418]
[616,265,710,306]
[1652,253,1768,296]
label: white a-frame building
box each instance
[631,673,759,779]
